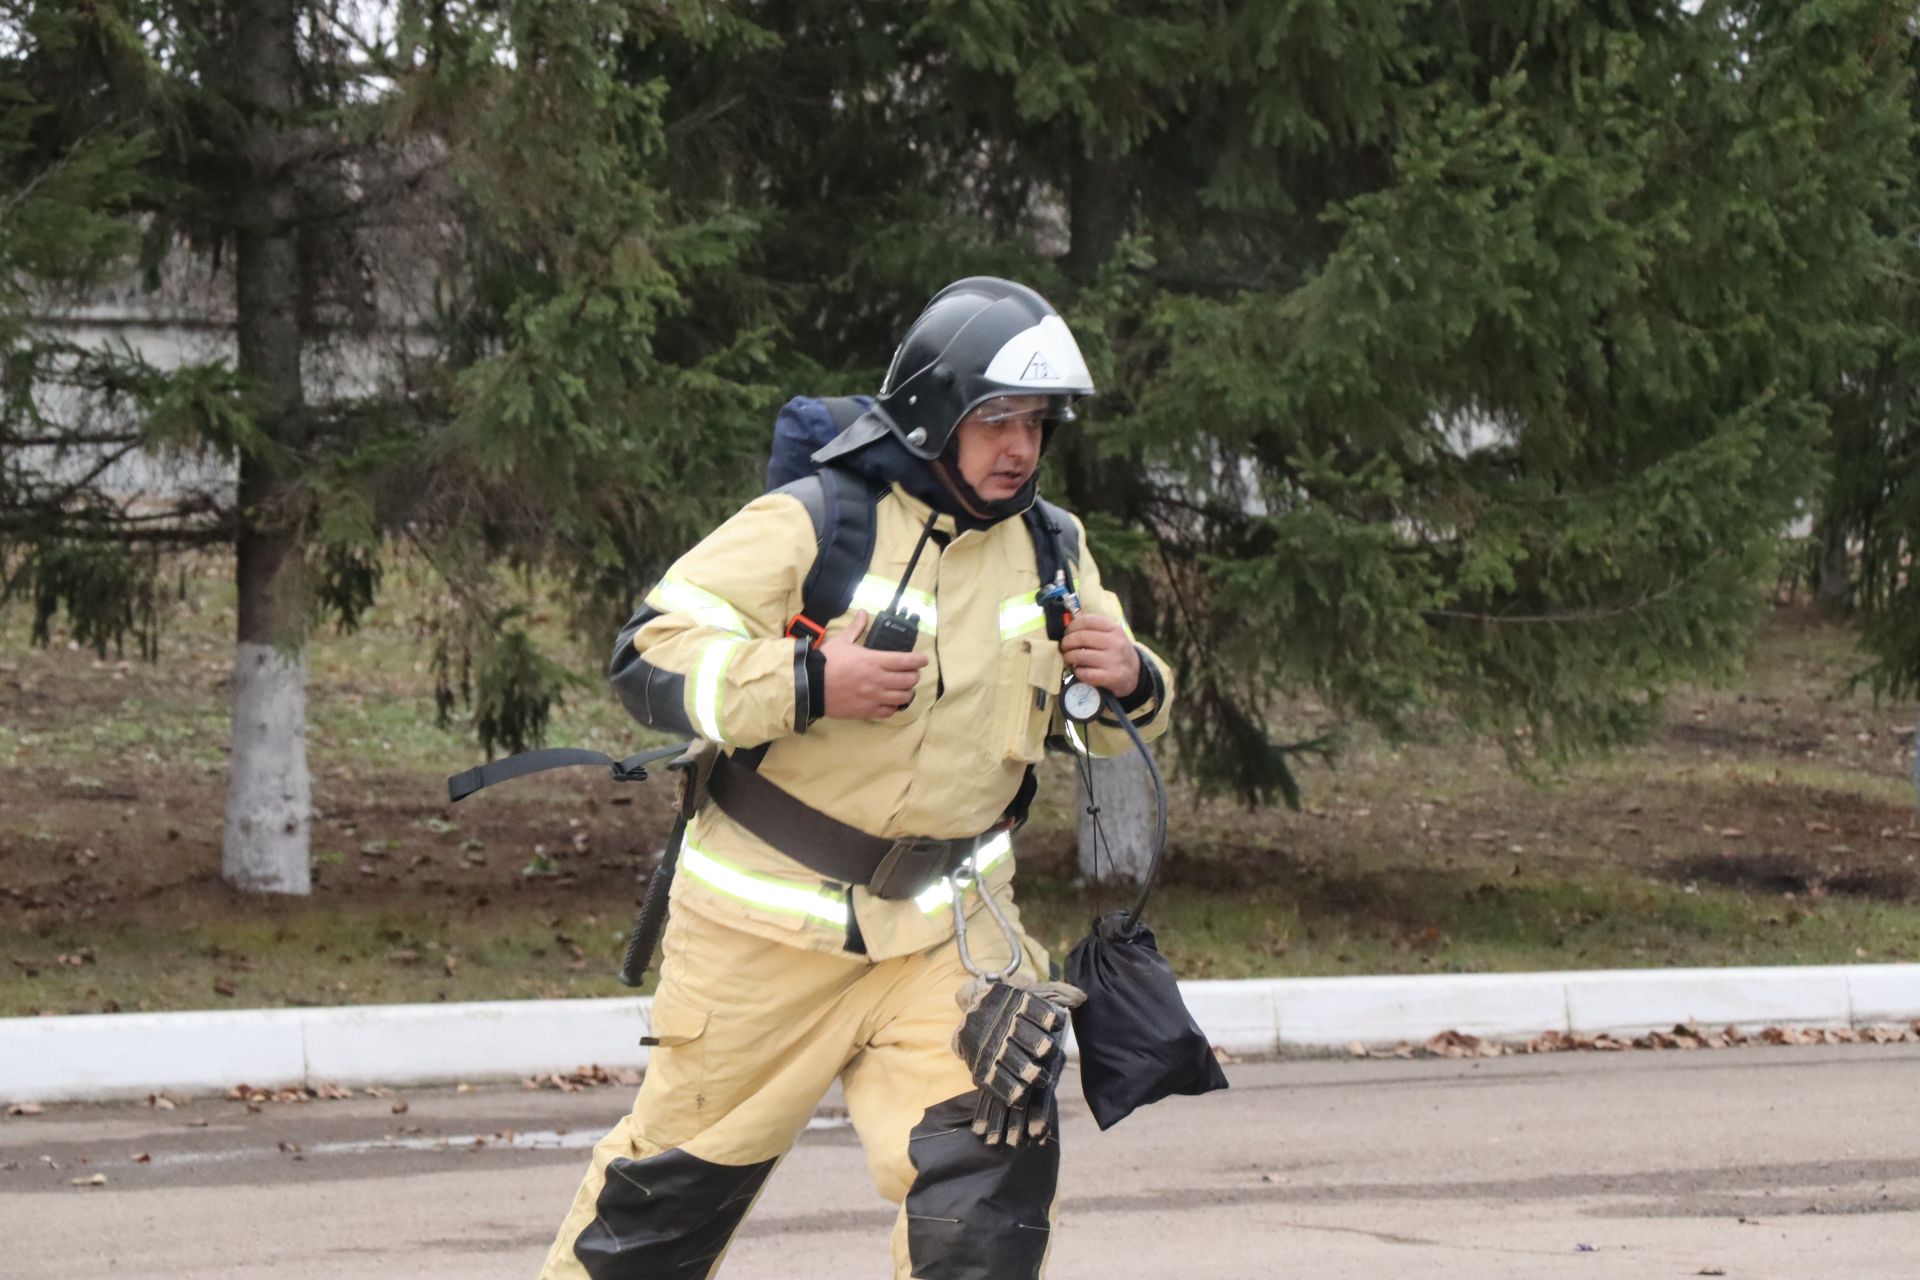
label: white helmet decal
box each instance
[983,315,1093,390]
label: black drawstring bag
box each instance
[1066,910,1228,1130]
[1063,694,1228,1130]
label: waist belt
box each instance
[707,753,991,900]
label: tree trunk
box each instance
[1815,512,1851,611]
[1076,746,1156,885]
[1064,153,1129,283]
[221,0,311,894]
[224,616,311,894]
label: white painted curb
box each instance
[4,964,1917,1103]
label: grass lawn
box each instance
[3,552,1918,1016]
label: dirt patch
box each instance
[0,761,679,931]
[1664,850,1918,901]
[1663,719,1829,758]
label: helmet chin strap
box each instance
[930,455,1038,524]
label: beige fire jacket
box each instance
[610,481,1173,961]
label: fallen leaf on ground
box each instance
[130,1152,150,1164]
[391,1100,409,1115]
[522,1064,642,1091]
[70,1173,107,1187]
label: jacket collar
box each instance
[888,484,961,538]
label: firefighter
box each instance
[538,277,1174,1280]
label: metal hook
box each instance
[949,863,1022,983]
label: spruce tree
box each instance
[1,1,767,892]
[620,0,1916,820]
[1832,18,1920,804]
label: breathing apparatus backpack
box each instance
[765,395,1078,651]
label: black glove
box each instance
[952,979,1085,1145]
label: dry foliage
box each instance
[1344,1019,1920,1060]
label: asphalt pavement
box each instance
[5,1044,1919,1279]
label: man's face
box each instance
[952,396,1048,502]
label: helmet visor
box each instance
[967,393,1079,429]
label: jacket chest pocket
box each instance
[1001,638,1061,764]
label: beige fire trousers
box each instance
[537,900,1059,1280]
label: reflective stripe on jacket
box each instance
[610,482,1174,959]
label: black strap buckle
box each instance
[609,742,692,784]
[867,835,972,901]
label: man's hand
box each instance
[1059,613,1140,694]
[820,610,928,719]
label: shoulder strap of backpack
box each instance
[1023,495,1080,592]
[1002,495,1082,833]
[771,463,884,645]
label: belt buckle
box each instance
[868,836,954,901]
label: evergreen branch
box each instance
[0,495,227,529]
[0,112,125,229]
[28,441,144,513]
[307,7,407,81]
[0,521,230,546]
[0,431,144,447]
[86,502,229,526]
[22,311,237,334]
[401,525,493,620]
[1422,555,1726,626]
[294,151,451,228]
[1150,532,1216,674]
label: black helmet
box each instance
[870,277,1095,460]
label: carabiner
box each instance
[949,863,1023,983]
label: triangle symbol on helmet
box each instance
[1020,351,1057,381]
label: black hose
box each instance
[1095,689,1168,934]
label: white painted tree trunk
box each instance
[220,0,312,895]
[1076,750,1156,884]
[222,642,311,894]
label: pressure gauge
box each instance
[1061,675,1103,723]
